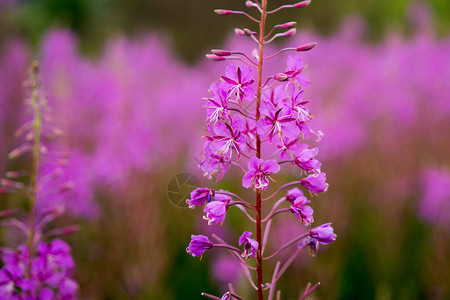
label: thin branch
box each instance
[233,11,261,23]
[263,233,308,260]
[201,292,221,300]
[261,218,272,255]
[299,282,321,300]
[262,208,290,223]
[275,244,306,281]
[268,262,281,300]
[263,181,302,201]
[234,205,257,222]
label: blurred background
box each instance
[0,0,449,299]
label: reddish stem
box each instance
[255,1,268,299]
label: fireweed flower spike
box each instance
[187,1,335,299]
[0,62,79,298]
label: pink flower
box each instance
[290,196,314,225]
[242,157,280,190]
[203,195,231,225]
[221,65,256,102]
[239,232,258,259]
[301,173,328,193]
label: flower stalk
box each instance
[187,1,336,299]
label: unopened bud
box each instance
[62,225,79,235]
[0,209,14,217]
[57,159,69,166]
[245,1,254,7]
[211,49,231,56]
[234,28,245,36]
[296,42,317,51]
[281,22,297,29]
[274,73,289,82]
[8,145,29,160]
[294,0,311,8]
[243,28,253,37]
[26,132,34,141]
[284,28,297,37]
[40,145,48,154]
[0,179,15,188]
[215,9,233,15]
[6,171,27,179]
[52,128,64,137]
[58,181,74,193]
[206,54,226,61]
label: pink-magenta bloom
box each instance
[277,138,306,160]
[186,188,214,208]
[187,235,213,257]
[301,173,328,193]
[295,147,321,174]
[207,117,246,161]
[203,196,231,225]
[199,142,229,180]
[286,187,304,203]
[242,157,280,190]
[239,232,259,259]
[206,82,229,123]
[309,223,336,244]
[290,196,314,225]
[221,65,256,102]
[285,55,310,87]
[257,101,300,143]
[288,87,312,123]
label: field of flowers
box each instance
[0,1,449,299]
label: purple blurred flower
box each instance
[204,196,231,225]
[290,196,314,225]
[186,188,214,208]
[239,232,258,259]
[295,147,321,174]
[309,223,337,244]
[206,82,229,123]
[187,235,213,257]
[419,168,450,227]
[242,157,280,190]
[301,173,328,193]
[286,187,304,203]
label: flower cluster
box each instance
[0,62,79,299]
[0,239,78,299]
[187,1,336,299]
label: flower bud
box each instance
[58,181,74,193]
[245,1,254,7]
[284,28,297,37]
[293,0,311,8]
[215,9,233,15]
[234,28,245,36]
[281,21,297,29]
[243,28,254,37]
[296,42,317,52]
[206,54,226,61]
[274,73,289,82]
[211,49,231,56]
